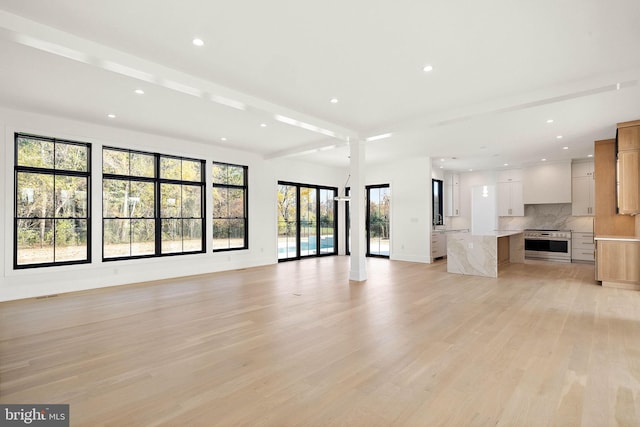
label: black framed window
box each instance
[366,184,390,258]
[102,147,205,260]
[14,133,91,269]
[277,184,297,259]
[212,162,248,251]
[277,181,337,261]
[345,187,350,255]
[432,179,444,226]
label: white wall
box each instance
[0,106,438,300]
[367,157,432,263]
[1,106,281,301]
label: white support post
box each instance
[349,139,367,281]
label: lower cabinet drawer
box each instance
[572,250,595,261]
[572,233,595,262]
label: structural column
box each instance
[349,138,367,281]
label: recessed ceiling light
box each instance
[192,38,204,47]
[468,169,473,172]
[556,135,563,139]
[503,163,509,166]
[587,154,593,158]
[563,146,569,150]
[439,166,444,169]
[546,119,554,123]
[260,123,267,128]
[330,98,339,104]
[221,137,227,142]
[107,114,116,119]
[541,158,547,161]
[440,158,445,162]
[423,65,433,72]
[134,89,144,95]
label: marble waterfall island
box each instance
[446,231,524,278]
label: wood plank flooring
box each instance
[1,257,639,426]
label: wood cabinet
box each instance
[497,169,523,216]
[596,239,640,289]
[618,148,640,214]
[617,123,640,151]
[572,161,595,216]
[572,232,594,262]
[444,173,460,217]
[617,122,640,215]
[594,139,635,236]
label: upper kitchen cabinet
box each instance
[617,120,640,215]
[572,160,595,216]
[594,139,635,236]
[497,169,524,216]
[523,161,571,204]
[445,172,460,217]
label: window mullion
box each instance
[154,154,161,256]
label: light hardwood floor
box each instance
[1,257,639,426]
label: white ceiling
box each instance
[1,0,639,171]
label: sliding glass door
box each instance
[277,182,337,261]
[299,187,317,257]
[277,184,297,259]
[319,189,335,254]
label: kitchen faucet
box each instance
[433,213,443,226]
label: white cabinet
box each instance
[431,231,446,261]
[445,173,460,217]
[572,161,594,178]
[572,161,595,216]
[572,232,595,262]
[497,168,523,183]
[523,161,572,204]
[497,169,524,216]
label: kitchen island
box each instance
[446,230,524,278]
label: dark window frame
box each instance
[212,161,249,252]
[345,186,350,255]
[102,147,206,261]
[277,181,338,262]
[366,184,390,258]
[432,179,444,226]
[14,133,92,269]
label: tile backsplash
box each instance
[498,203,594,232]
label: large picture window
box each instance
[102,147,205,260]
[277,182,337,261]
[14,133,91,268]
[212,162,248,251]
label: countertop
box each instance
[483,230,524,238]
[445,230,523,238]
[432,228,470,233]
[594,235,640,242]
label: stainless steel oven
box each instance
[524,229,572,262]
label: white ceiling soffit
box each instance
[0,1,639,169]
[0,10,354,155]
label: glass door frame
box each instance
[277,181,338,262]
[366,184,390,258]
